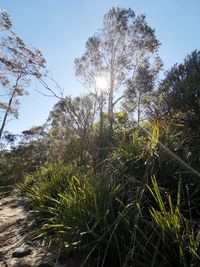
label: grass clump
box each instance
[146,176,200,267]
[19,162,146,266]
[18,125,200,266]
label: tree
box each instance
[0,10,46,139]
[124,58,161,123]
[48,94,98,167]
[75,7,161,134]
[0,125,49,185]
[153,50,200,167]
[156,50,200,122]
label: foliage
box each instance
[0,10,46,138]
[2,7,200,267]
[147,176,200,267]
[153,50,200,169]
[75,7,161,131]
[19,163,137,266]
[47,94,98,167]
[19,162,74,199]
[19,160,200,266]
[0,126,49,189]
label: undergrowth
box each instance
[18,162,200,266]
[17,126,200,266]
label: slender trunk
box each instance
[108,73,114,138]
[98,92,104,162]
[0,77,20,139]
[137,92,141,126]
[99,91,104,139]
[0,89,16,139]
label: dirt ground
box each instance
[0,196,78,267]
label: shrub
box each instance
[19,158,200,266]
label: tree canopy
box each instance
[0,10,46,139]
[75,7,161,132]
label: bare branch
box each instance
[113,94,124,107]
[38,77,64,100]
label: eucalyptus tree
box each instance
[0,10,46,139]
[75,7,161,132]
[124,58,161,123]
[154,50,200,168]
[48,94,98,167]
[0,125,49,184]
[156,50,200,123]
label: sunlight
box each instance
[95,74,109,93]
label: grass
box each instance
[17,125,200,266]
[18,162,200,266]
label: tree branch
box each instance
[38,77,64,100]
[112,94,124,107]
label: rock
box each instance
[0,252,4,260]
[12,247,32,258]
[13,263,31,267]
[37,263,53,267]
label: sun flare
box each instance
[95,75,109,92]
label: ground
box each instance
[0,196,78,267]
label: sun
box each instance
[95,74,109,92]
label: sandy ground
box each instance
[0,196,78,267]
[0,196,49,267]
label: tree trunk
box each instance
[137,92,141,126]
[98,92,105,162]
[108,73,114,143]
[0,78,20,139]
[99,92,104,139]
[0,90,16,139]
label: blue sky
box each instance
[1,0,200,134]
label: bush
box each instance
[19,158,200,267]
[19,162,145,266]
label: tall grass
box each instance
[19,162,145,266]
[18,124,200,266]
[146,176,200,267]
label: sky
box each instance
[1,0,200,135]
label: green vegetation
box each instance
[1,7,200,267]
